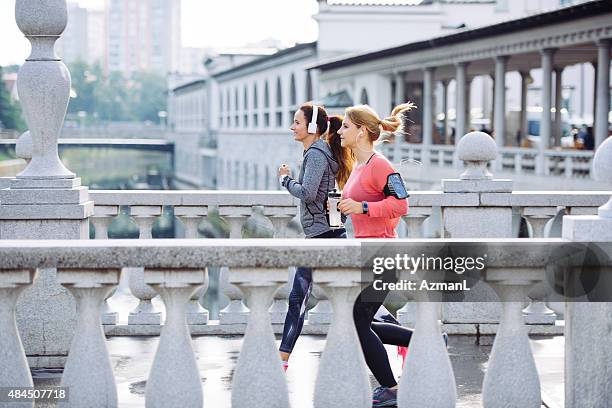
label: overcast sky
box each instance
[0,0,319,66]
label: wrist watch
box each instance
[362,201,369,214]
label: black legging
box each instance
[279,228,347,354]
[354,283,414,388]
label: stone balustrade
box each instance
[385,142,595,179]
[2,238,609,408]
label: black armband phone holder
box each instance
[383,173,409,199]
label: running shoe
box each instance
[372,386,397,407]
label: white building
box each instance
[167,0,611,189]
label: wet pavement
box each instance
[32,333,563,407]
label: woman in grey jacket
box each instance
[278,103,353,369]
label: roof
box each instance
[171,79,207,93]
[323,0,493,5]
[313,0,612,71]
[212,42,317,79]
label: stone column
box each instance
[561,135,612,408]
[594,39,611,149]
[454,62,469,167]
[537,48,556,175]
[422,67,435,165]
[493,56,509,171]
[441,131,511,325]
[0,0,93,368]
[554,67,564,147]
[395,72,405,106]
[441,80,449,144]
[519,71,530,146]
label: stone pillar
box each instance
[441,131,512,324]
[519,71,530,146]
[422,67,435,165]
[537,48,556,175]
[0,0,93,368]
[454,62,468,167]
[554,67,564,147]
[441,80,449,144]
[394,72,405,106]
[594,39,611,149]
[493,55,509,171]
[561,135,612,408]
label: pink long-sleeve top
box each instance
[342,153,409,238]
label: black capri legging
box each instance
[353,282,414,388]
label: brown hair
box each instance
[299,102,329,135]
[326,115,355,189]
[345,102,416,143]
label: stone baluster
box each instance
[57,268,120,408]
[482,270,541,408]
[313,268,370,408]
[218,206,252,324]
[396,296,417,327]
[438,150,445,167]
[144,268,207,407]
[0,269,36,408]
[91,205,118,239]
[562,135,612,408]
[92,205,120,325]
[514,153,522,175]
[564,156,573,178]
[128,206,163,325]
[401,207,432,238]
[307,284,333,325]
[175,206,210,325]
[520,207,558,324]
[264,206,298,324]
[522,207,556,238]
[398,271,456,408]
[230,268,289,408]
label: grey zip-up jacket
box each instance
[282,139,338,238]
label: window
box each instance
[360,88,369,105]
[253,84,259,126]
[290,74,297,106]
[305,71,312,101]
[264,80,270,127]
[276,77,283,127]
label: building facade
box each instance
[167,0,612,189]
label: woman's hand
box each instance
[278,164,291,177]
[338,198,363,215]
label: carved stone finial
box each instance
[456,131,497,180]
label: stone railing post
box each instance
[440,132,510,326]
[144,268,207,407]
[562,135,612,408]
[175,206,210,325]
[0,0,93,368]
[230,268,289,408]
[313,268,370,408]
[401,208,431,238]
[128,206,163,325]
[307,285,333,325]
[57,269,120,408]
[0,269,36,408]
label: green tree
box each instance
[0,65,26,131]
[128,71,167,123]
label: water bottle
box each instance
[327,189,343,229]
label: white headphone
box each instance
[308,104,319,134]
